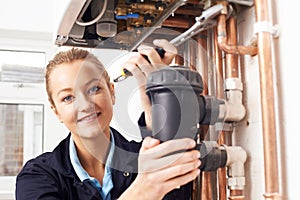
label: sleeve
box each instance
[16,162,64,200]
[137,112,152,139]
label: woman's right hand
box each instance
[119,137,201,200]
[122,39,178,130]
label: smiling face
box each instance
[49,59,115,139]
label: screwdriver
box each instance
[113,47,166,82]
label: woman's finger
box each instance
[137,44,166,71]
[122,61,146,85]
[153,158,201,181]
[139,149,200,173]
[153,39,177,65]
[140,137,161,153]
[141,138,196,159]
[161,168,200,192]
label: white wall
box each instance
[275,1,300,199]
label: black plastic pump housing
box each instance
[146,65,204,142]
[145,65,227,171]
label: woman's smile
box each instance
[77,112,101,123]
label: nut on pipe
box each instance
[222,145,247,190]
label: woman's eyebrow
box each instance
[84,78,102,86]
[56,88,72,97]
[56,79,102,97]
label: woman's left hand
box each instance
[122,39,177,129]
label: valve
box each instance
[197,141,227,171]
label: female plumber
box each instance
[15,39,201,200]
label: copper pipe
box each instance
[204,28,220,200]
[188,40,197,71]
[214,27,227,200]
[254,0,281,199]
[197,33,209,95]
[162,16,194,29]
[174,55,184,66]
[217,14,258,56]
[187,0,205,5]
[225,16,239,78]
[214,27,225,94]
[229,189,244,200]
[131,3,158,12]
[175,6,203,16]
[201,172,213,200]
[194,31,213,200]
[217,140,227,200]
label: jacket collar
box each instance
[48,127,141,178]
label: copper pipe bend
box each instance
[217,14,258,56]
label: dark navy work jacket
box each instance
[16,127,192,200]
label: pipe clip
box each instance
[254,21,280,38]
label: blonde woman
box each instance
[16,40,201,200]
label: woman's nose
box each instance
[74,93,94,112]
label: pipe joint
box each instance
[218,1,229,15]
[217,14,258,56]
[225,77,243,91]
[227,177,246,190]
[223,145,247,190]
[263,192,282,200]
[224,145,247,167]
[222,78,246,122]
[224,90,246,122]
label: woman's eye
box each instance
[62,95,73,103]
[88,85,100,94]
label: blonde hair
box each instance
[45,48,111,106]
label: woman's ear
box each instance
[51,105,63,123]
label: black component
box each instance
[133,47,166,63]
[197,142,227,171]
[145,66,228,171]
[155,1,167,10]
[146,66,203,141]
[145,66,225,140]
[144,13,155,23]
[200,96,225,125]
[113,68,133,82]
[122,68,132,76]
[125,0,144,4]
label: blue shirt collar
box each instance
[69,129,115,199]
